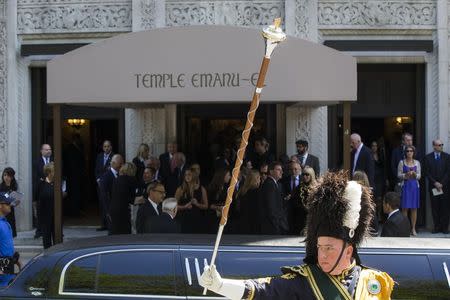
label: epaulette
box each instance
[280,264,308,277]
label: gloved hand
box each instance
[199,264,246,300]
[199,264,223,293]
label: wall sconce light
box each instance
[67,119,86,129]
[395,116,412,125]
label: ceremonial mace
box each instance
[203,18,286,295]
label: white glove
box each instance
[199,265,245,300]
[199,264,223,293]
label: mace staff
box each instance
[203,18,286,295]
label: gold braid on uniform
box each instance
[335,259,356,282]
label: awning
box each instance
[47,25,356,106]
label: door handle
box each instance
[443,262,450,288]
[185,257,192,286]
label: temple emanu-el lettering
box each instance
[0,0,446,231]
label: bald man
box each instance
[98,154,124,230]
[350,133,375,188]
[424,139,450,233]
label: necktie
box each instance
[291,177,295,190]
[300,156,305,166]
[436,153,440,160]
[45,158,49,164]
[104,154,108,166]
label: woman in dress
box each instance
[109,162,138,235]
[37,163,55,249]
[294,166,316,235]
[132,143,150,183]
[0,167,18,237]
[236,170,261,234]
[175,169,208,233]
[397,145,421,236]
[206,169,231,232]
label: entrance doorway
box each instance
[328,63,426,225]
[178,104,277,183]
[31,66,125,226]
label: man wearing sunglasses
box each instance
[0,192,21,287]
[423,139,450,234]
[136,182,165,233]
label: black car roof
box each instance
[45,234,450,254]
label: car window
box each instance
[64,255,97,293]
[97,251,176,295]
[219,250,303,279]
[62,250,180,297]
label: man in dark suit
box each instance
[247,137,274,171]
[98,154,123,231]
[281,161,302,234]
[423,139,450,234]
[165,152,187,197]
[159,142,177,185]
[350,133,375,188]
[136,182,165,233]
[146,197,180,233]
[259,162,288,235]
[147,156,163,182]
[381,192,410,237]
[33,143,53,238]
[295,139,320,177]
[95,140,114,181]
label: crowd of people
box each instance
[1,131,448,250]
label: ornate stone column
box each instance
[0,0,33,230]
[285,1,327,174]
[126,1,169,161]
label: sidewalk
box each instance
[14,226,448,248]
[14,226,108,249]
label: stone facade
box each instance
[1,0,446,230]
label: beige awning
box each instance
[47,26,356,106]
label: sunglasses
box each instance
[405,150,414,153]
[152,189,166,195]
[303,174,311,177]
[436,144,444,146]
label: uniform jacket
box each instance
[243,264,393,300]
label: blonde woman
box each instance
[397,145,421,236]
[109,162,138,235]
[292,166,317,235]
[132,143,150,182]
[175,169,208,233]
[237,170,261,234]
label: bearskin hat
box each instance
[303,171,375,264]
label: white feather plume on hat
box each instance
[342,181,362,237]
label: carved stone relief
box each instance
[0,18,7,165]
[294,0,311,39]
[142,107,166,156]
[17,0,132,34]
[165,0,284,27]
[318,0,436,27]
[133,0,156,31]
[286,106,311,156]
